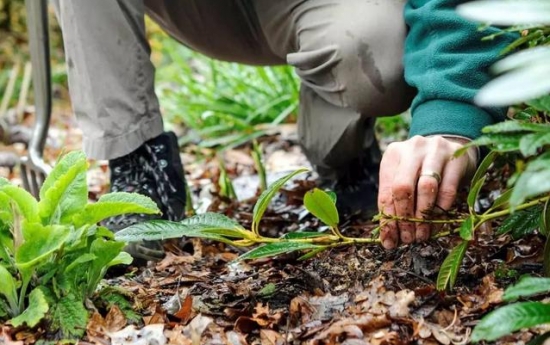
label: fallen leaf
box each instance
[174,294,194,324]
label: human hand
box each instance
[377,135,477,249]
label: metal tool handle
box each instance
[25,0,52,174]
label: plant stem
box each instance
[481,196,550,221]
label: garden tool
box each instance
[20,0,52,198]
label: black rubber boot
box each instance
[318,140,381,218]
[104,131,186,261]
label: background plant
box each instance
[0,151,159,339]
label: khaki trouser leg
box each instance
[253,0,415,176]
[51,0,282,160]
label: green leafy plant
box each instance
[0,151,159,339]
[472,276,550,342]
[154,37,299,149]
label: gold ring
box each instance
[420,171,442,184]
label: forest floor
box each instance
[0,105,546,345]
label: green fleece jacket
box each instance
[404,0,516,139]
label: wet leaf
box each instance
[472,302,550,342]
[304,188,339,227]
[436,241,469,291]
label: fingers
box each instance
[391,145,422,244]
[378,136,472,249]
[378,144,400,249]
[415,154,445,242]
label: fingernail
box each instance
[383,239,394,249]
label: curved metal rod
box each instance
[25,0,52,176]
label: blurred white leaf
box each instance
[458,0,550,25]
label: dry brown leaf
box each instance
[86,311,107,338]
[174,294,194,324]
[0,326,24,345]
[105,305,127,333]
[260,329,284,345]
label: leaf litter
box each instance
[2,108,550,344]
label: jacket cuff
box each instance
[409,100,496,140]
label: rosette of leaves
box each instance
[0,151,160,339]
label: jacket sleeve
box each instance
[404,0,517,139]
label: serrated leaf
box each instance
[0,186,39,223]
[115,220,238,245]
[10,288,49,327]
[468,176,486,210]
[471,302,550,342]
[471,151,497,188]
[282,231,325,240]
[0,265,18,314]
[87,239,126,293]
[520,131,550,157]
[436,241,469,291]
[490,189,513,211]
[497,206,542,239]
[459,216,474,241]
[38,153,88,224]
[236,242,324,261]
[73,192,160,227]
[503,276,550,301]
[252,168,308,233]
[15,223,70,269]
[50,292,88,338]
[304,188,339,227]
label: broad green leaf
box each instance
[107,252,133,268]
[304,188,339,227]
[0,225,13,262]
[181,212,247,237]
[490,189,513,211]
[50,292,88,338]
[252,168,308,233]
[482,121,549,134]
[0,265,18,313]
[471,151,497,189]
[0,192,12,224]
[236,242,324,261]
[510,153,550,208]
[88,239,126,293]
[459,216,474,241]
[38,154,88,224]
[73,192,160,227]
[115,220,237,246]
[0,187,38,223]
[10,288,49,327]
[520,131,550,157]
[503,276,550,301]
[257,283,277,297]
[468,176,486,210]
[457,1,550,26]
[471,302,550,342]
[282,231,326,240]
[497,206,542,239]
[469,133,522,153]
[327,191,337,204]
[64,253,96,274]
[15,223,70,269]
[436,241,469,291]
